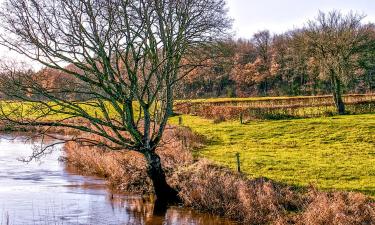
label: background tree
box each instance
[0,0,231,203]
[251,30,273,95]
[177,41,237,98]
[175,12,375,100]
[304,11,374,114]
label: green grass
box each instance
[170,114,375,196]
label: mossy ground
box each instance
[170,114,375,196]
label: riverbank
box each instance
[62,121,375,225]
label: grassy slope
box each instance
[170,114,375,196]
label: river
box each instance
[0,135,235,225]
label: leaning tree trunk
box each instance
[143,150,179,206]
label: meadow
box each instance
[170,113,375,196]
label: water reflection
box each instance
[0,136,235,225]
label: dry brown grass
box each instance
[170,160,303,224]
[297,190,375,225]
[64,143,152,193]
[170,160,375,225]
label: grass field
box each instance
[170,113,375,196]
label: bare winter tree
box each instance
[304,11,373,114]
[0,0,231,203]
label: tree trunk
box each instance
[334,91,345,115]
[330,72,346,115]
[143,150,179,205]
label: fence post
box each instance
[239,113,243,124]
[178,116,183,126]
[235,152,241,173]
[182,136,187,149]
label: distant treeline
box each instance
[1,12,374,106]
[177,11,375,99]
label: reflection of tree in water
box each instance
[109,194,236,225]
[109,194,155,225]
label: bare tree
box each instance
[251,30,273,95]
[0,0,231,203]
[304,11,373,114]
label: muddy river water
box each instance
[0,136,235,225]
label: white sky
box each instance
[227,0,375,38]
[1,0,375,69]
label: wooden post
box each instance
[239,113,243,124]
[182,136,187,149]
[178,116,183,126]
[235,152,241,173]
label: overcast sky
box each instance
[0,0,374,69]
[227,0,375,38]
